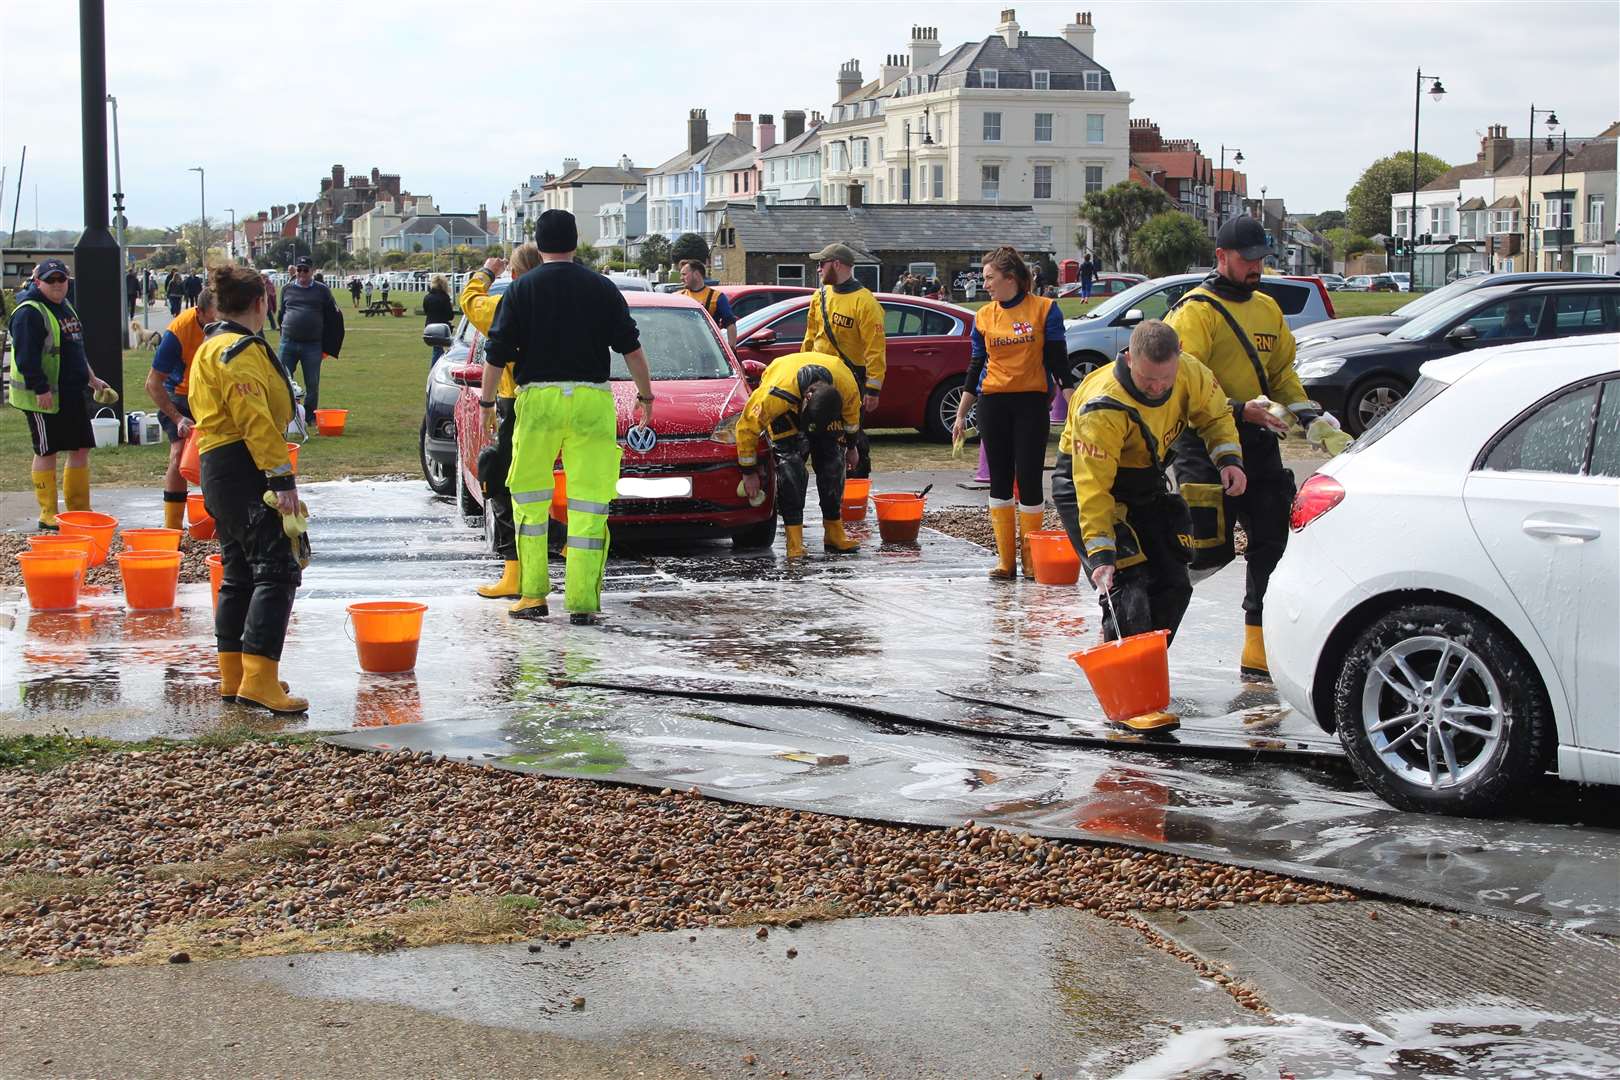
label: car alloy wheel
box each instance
[420,417,453,496]
[1360,635,1504,791]
[1351,380,1405,434]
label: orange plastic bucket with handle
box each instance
[550,468,567,524]
[314,408,348,436]
[122,527,183,553]
[347,601,427,674]
[841,477,872,522]
[118,550,183,610]
[207,552,224,608]
[186,492,215,540]
[1070,630,1171,725]
[286,442,300,472]
[56,511,118,567]
[872,493,925,544]
[1027,530,1081,585]
[27,534,94,566]
[16,551,84,611]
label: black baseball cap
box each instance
[1215,216,1270,260]
[34,258,70,281]
[294,255,313,269]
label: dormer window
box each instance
[1084,71,1102,91]
[1032,70,1050,90]
[980,68,999,89]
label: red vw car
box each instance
[449,289,777,548]
[732,292,975,441]
[716,284,813,320]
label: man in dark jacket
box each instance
[276,255,343,419]
[182,269,203,308]
[421,276,454,363]
[165,270,184,315]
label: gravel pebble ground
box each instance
[0,743,1352,977]
[1,531,216,588]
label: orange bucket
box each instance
[122,527,182,553]
[1070,630,1172,725]
[286,442,300,472]
[118,550,183,610]
[841,477,872,522]
[347,601,427,674]
[56,511,118,567]
[27,534,94,566]
[872,493,925,544]
[314,408,348,436]
[1027,530,1081,585]
[16,551,84,611]
[207,552,224,608]
[186,492,215,540]
[550,468,567,524]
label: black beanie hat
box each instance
[803,384,843,432]
[536,209,578,254]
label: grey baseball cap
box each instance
[809,242,859,265]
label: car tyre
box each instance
[420,417,454,496]
[732,515,778,549]
[454,452,482,527]
[924,377,974,443]
[1345,376,1408,436]
[1069,351,1109,384]
[1332,603,1554,816]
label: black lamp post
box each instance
[1219,145,1244,227]
[1409,69,1446,278]
[1525,105,1558,270]
[902,109,934,205]
[75,0,123,413]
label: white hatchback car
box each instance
[1266,334,1619,815]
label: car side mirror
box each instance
[423,322,453,348]
[741,359,766,388]
[744,329,778,348]
[449,365,483,387]
[1445,324,1480,348]
[1117,308,1146,328]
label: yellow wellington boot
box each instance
[62,464,90,512]
[163,492,187,531]
[476,560,521,599]
[822,519,860,554]
[509,596,551,621]
[218,651,243,701]
[1241,625,1271,683]
[32,469,59,530]
[235,654,309,714]
[784,525,807,559]
[987,504,1017,580]
[1018,507,1046,580]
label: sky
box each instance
[2,0,1615,233]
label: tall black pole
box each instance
[74,0,123,417]
[1410,69,1422,280]
[1559,130,1568,269]
[1525,105,1535,272]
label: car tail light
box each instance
[1290,474,1344,531]
[1313,278,1336,320]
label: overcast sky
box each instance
[2,0,1615,233]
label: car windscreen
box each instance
[1076,277,1185,322]
[736,296,802,337]
[1389,291,1508,341]
[610,307,734,381]
[1389,274,1490,318]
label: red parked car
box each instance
[448,290,777,548]
[715,284,813,321]
[732,292,976,441]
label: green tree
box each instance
[1134,212,1215,277]
[574,240,599,267]
[1077,181,1174,272]
[1302,210,1346,233]
[670,232,709,265]
[1346,151,1451,236]
[148,245,187,269]
[1323,227,1376,261]
[637,234,672,273]
[381,251,409,268]
[264,236,311,269]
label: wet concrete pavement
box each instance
[4,479,1620,934]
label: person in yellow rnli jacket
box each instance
[678,259,737,350]
[460,242,541,599]
[801,242,885,478]
[186,266,308,715]
[1053,320,1245,646]
[952,246,1076,580]
[735,352,863,558]
[1164,215,1336,680]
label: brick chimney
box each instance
[1062,12,1096,57]
[909,26,940,71]
[1129,118,1162,153]
[1483,123,1515,173]
[732,113,754,145]
[758,113,777,152]
[332,164,345,188]
[478,204,488,231]
[881,53,908,87]
[996,9,1020,49]
[271,205,283,218]
[848,180,864,208]
[783,110,806,142]
[371,167,381,184]
[562,157,580,175]
[320,178,332,193]
[809,111,823,127]
[688,108,709,156]
[836,59,862,101]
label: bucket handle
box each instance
[343,612,355,643]
[1099,588,1123,641]
[94,406,118,421]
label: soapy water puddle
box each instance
[1103,1002,1620,1080]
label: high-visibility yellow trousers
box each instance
[507,383,621,614]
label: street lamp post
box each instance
[1409,69,1446,280]
[224,208,236,263]
[902,110,934,206]
[188,165,206,263]
[1219,145,1244,227]
[1525,106,1558,271]
[107,93,131,340]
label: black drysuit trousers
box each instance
[477,398,518,561]
[201,441,303,660]
[771,433,845,527]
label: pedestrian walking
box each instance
[165,269,184,315]
[125,270,141,318]
[348,276,362,309]
[677,259,737,350]
[380,278,390,307]
[1079,254,1096,301]
[1165,215,1334,682]
[364,278,373,307]
[800,241,884,487]
[734,352,863,559]
[6,259,116,529]
[460,242,542,601]
[261,272,277,330]
[145,288,218,530]
[183,269,203,309]
[952,247,1075,580]
[187,265,309,715]
[275,255,344,420]
[484,210,655,624]
[422,275,454,362]
[1053,319,1245,653]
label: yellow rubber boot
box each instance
[784,524,807,559]
[822,519,859,554]
[987,504,1017,580]
[476,560,521,599]
[163,492,187,531]
[509,596,550,621]
[235,654,309,714]
[1241,625,1271,682]
[63,464,90,512]
[32,469,59,530]
[218,651,243,701]
[1018,507,1046,580]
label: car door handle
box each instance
[1522,518,1601,541]
[913,347,940,355]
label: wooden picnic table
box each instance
[361,299,406,317]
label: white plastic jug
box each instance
[91,407,121,448]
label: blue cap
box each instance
[33,258,70,281]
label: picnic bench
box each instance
[362,300,407,318]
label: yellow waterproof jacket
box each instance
[1060,356,1241,566]
[188,322,296,485]
[801,281,886,395]
[459,269,516,399]
[1165,281,1311,422]
[735,352,862,468]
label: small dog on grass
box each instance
[130,321,163,349]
